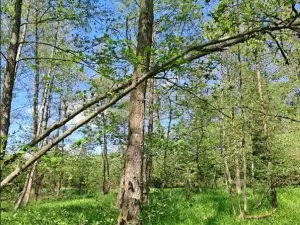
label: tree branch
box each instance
[266,31,289,65]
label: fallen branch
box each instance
[240,209,277,220]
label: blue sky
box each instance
[1,0,222,155]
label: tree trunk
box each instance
[143,78,154,203]
[117,0,153,224]
[24,11,41,203]
[256,65,278,209]
[242,146,247,212]
[238,49,248,213]
[22,162,37,206]
[35,173,44,201]
[15,7,30,74]
[15,8,41,207]
[162,96,172,187]
[14,171,30,210]
[55,99,65,197]
[196,130,204,188]
[0,0,23,158]
[232,108,242,195]
[220,78,232,195]
[102,113,110,195]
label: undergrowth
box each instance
[1,187,300,225]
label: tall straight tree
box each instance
[117,0,153,224]
[0,0,22,158]
[102,113,110,195]
[15,5,40,208]
[255,61,278,208]
[238,48,248,214]
[220,70,232,195]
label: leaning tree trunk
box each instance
[117,0,153,224]
[256,64,278,209]
[14,170,30,210]
[0,0,23,158]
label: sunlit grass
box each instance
[1,187,300,225]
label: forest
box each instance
[0,0,300,224]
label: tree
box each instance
[117,0,154,224]
[0,0,23,158]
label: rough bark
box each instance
[117,0,153,224]
[0,0,23,158]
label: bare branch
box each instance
[241,106,300,123]
[266,31,289,65]
[0,52,9,63]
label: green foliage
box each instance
[2,188,300,225]
[1,192,119,225]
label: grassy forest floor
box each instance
[1,187,300,225]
